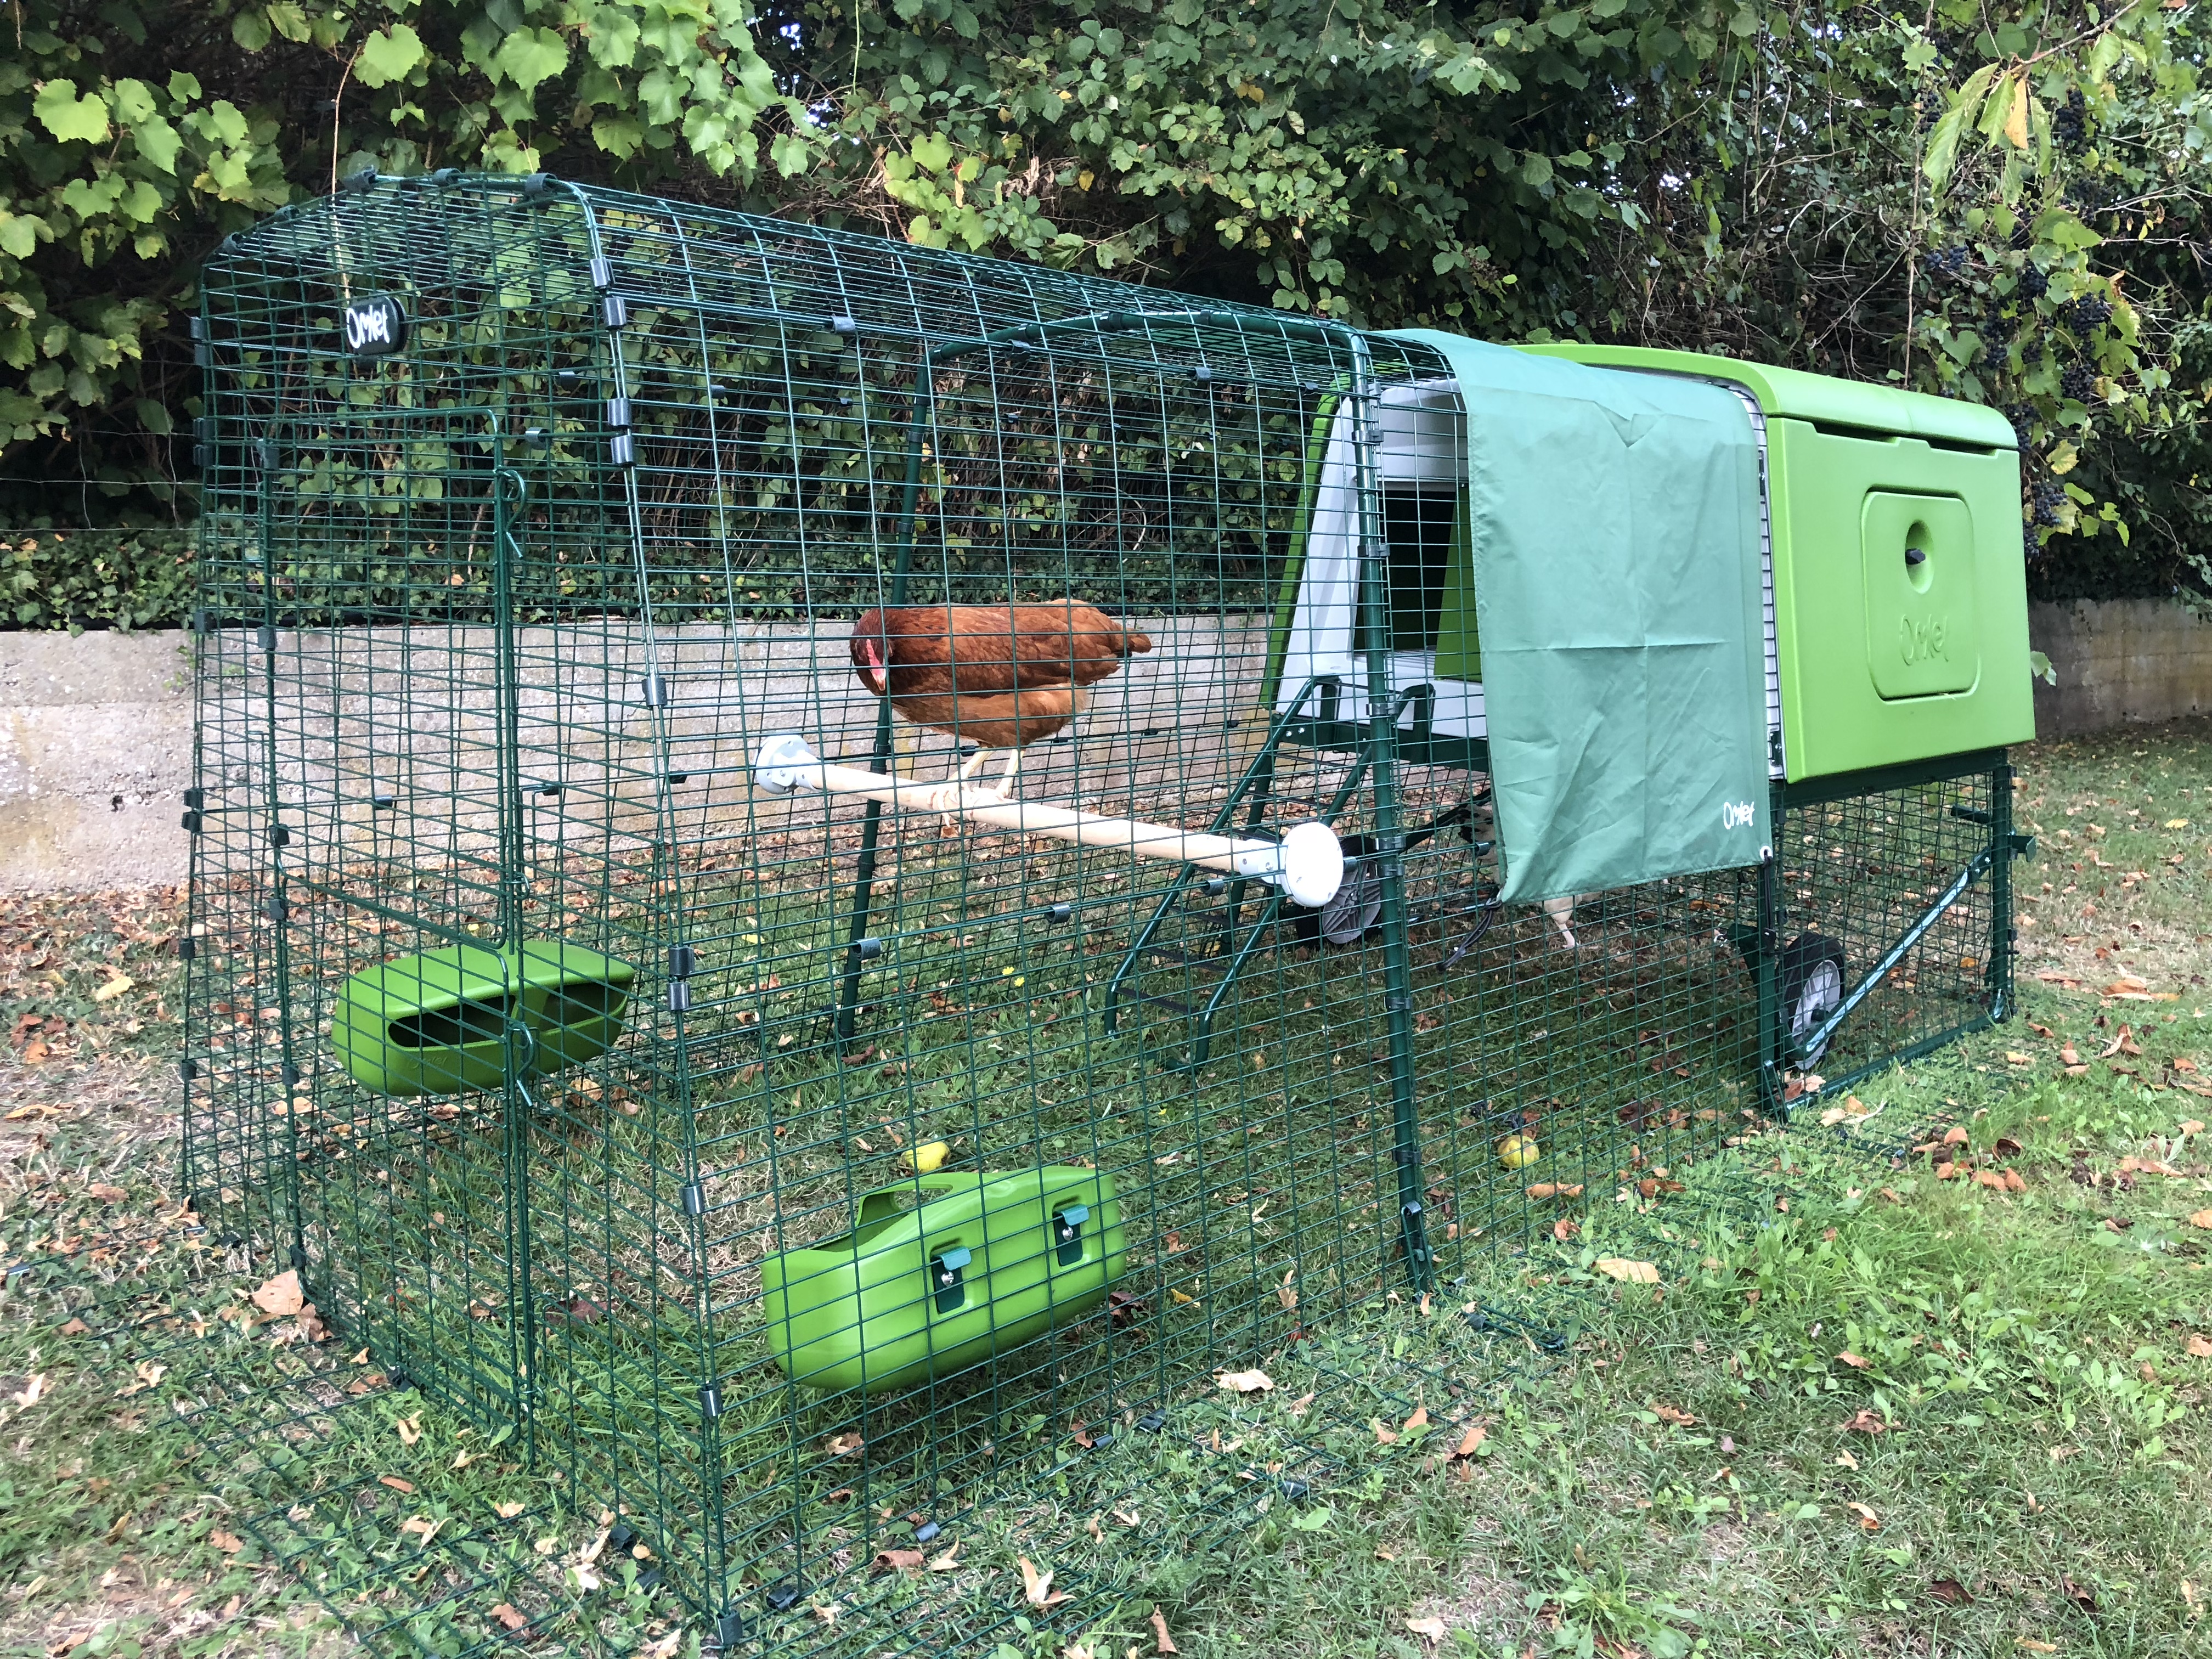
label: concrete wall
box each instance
[2,620,1284,892]
[1,630,194,890]
[6,599,2205,890]
[2029,598,2212,737]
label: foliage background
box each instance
[3,0,2208,624]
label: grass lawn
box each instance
[4,718,2209,1659]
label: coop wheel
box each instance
[1316,866,1383,947]
[1779,932,1847,1065]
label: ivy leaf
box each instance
[590,112,644,159]
[133,115,183,174]
[34,80,112,144]
[494,28,572,95]
[355,25,428,91]
[912,133,954,173]
[231,7,270,48]
[1520,151,1554,188]
[770,130,812,177]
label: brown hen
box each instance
[850,603,1153,805]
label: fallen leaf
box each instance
[1836,1448,1859,1469]
[1287,1391,1314,1418]
[2187,1334,2212,1358]
[1453,1422,1487,1459]
[1404,1616,1448,1643]
[1525,1182,1584,1200]
[2062,1576,2098,1611]
[2019,1643,2058,1654]
[1372,1419,1399,1445]
[1594,1257,1660,1284]
[1929,1577,1974,1606]
[92,973,136,1003]
[823,1431,864,1457]
[1551,1216,1578,1242]
[495,1501,526,1519]
[490,1604,527,1632]
[927,1543,962,1572]
[59,1318,88,1336]
[1652,1402,1696,1427]
[1150,1606,1180,1654]
[2188,1210,2212,1231]
[13,1373,48,1409]
[396,1415,422,1446]
[87,1182,127,1203]
[379,1476,416,1494]
[1019,1557,1070,1609]
[1836,1351,1870,1369]
[1943,1125,1971,1147]
[2004,1169,2028,1192]
[1276,1271,1297,1311]
[251,1270,304,1316]
[210,1528,244,1554]
[1402,1406,1429,1435]
[871,1549,924,1574]
[1169,1288,1198,1306]
[1217,1368,1273,1393]
[1848,1501,1881,1532]
[2061,1044,2083,1066]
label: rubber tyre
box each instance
[1779,932,1847,1066]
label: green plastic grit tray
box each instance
[761,1167,1125,1395]
[330,940,636,1096]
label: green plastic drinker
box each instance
[330,940,636,1096]
[761,1167,1125,1394]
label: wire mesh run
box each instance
[181,173,2020,1651]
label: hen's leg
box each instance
[1542,894,1579,951]
[924,746,996,812]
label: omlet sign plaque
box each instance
[340,292,407,358]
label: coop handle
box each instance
[752,735,1344,909]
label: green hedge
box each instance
[5,528,195,633]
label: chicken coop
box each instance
[182,171,2035,1650]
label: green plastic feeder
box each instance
[761,1167,1126,1394]
[330,940,636,1096]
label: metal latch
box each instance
[930,1246,972,1313]
[1052,1204,1090,1266]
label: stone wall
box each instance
[6,598,2204,890]
[2029,597,2212,738]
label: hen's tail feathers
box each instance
[1122,628,1154,656]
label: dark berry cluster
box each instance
[2003,403,2036,448]
[2018,264,2049,301]
[2053,88,2090,153]
[1922,245,1972,283]
[2062,294,2113,332]
[1981,308,2017,348]
[2023,523,2041,560]
[2061,362,2098,401]
[2031,478,2067,526]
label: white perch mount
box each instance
[753,735,1344,909]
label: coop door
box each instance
[1272,381,1485,738]
[245,408,540,1436]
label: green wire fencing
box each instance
[179,171,2028,1654]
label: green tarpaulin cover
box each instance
[1387,331,1772,901]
